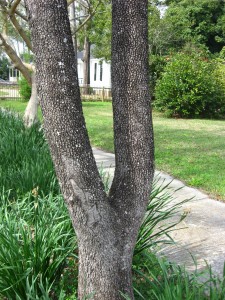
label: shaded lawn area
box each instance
[1,100,225,200]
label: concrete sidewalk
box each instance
[93,147,225,277]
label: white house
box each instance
[8,66,20,82]
[77,51,111,89]
[9,52,112,94]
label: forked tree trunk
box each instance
[25,0,154,299]
[23,73,38,127]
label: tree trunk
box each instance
[25,0,154,299]
[83,35,90,94]
[69,1,78,64]
[23,73,38,127]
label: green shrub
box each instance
[149,55,167,99]
[154,52,225,119]
[19,76,32,102]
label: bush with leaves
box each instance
[154,52,225,119]
[19,75,32,102]
[149,55,167,99]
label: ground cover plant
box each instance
[0,192,76,299]
[0,101,224,200]
[0,110,59,197]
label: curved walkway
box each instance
[93,147,225,277]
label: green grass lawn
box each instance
[1,100,225,200]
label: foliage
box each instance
[132,252,225,300]
[89,0,111,61]
[0,111,59,197]
[154,52,225,119]
[148,5,180,55]
[0,56,9,80]
[135,176,189,255]
[76,0,111,61]
[0,192,76,299]
[149,54,167,98]
[163,0,225,54]
[18,75,32,101]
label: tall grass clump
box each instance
[0,110,59,197]
[132,253,225,300]
[0,191,76,299]
[135,177,189,256]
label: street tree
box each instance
[24,0,154,299]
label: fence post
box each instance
[102,87,105,102]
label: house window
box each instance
[99,63,103,81]
[94,63,97,81]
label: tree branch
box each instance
[75,1,101,33]
[0,0,32,50]
[75,0,89,10]
[14,9,27,21]
[23,62,35,71]
[9,14,32,50]
[0,0,27,20]
[67,0,76,6]
[0,32,32,85]
[10,0,21,15]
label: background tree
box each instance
[0,0,38,126]
[163,0,225,53]
[88,0,111,61]
[0,0,98,125]
[25,0,154,299]
[0,56,9,79]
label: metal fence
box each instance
[80,86,112,101]
[0,82,20,100]
[0,83,112,102]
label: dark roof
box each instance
[77,51,83,59]
[77,50,94,60]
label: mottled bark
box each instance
[25,0,154,299]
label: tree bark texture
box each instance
[110,0,155,264]
[25,0,154,299]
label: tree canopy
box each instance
[163,0,225,53]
